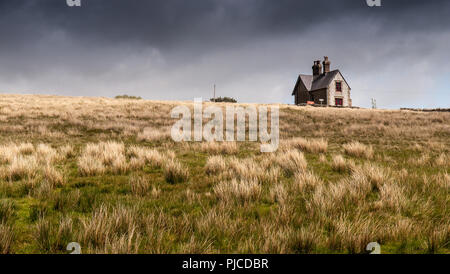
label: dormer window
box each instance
[336,81,342,92]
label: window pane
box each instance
[336,82,342,92]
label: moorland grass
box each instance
[0,94,448,254]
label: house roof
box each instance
[292,70,350,95]
[299,74,313,90]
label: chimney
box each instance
[312,60,322,77]
[322,56,330,74]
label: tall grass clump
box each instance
[275,150,307,176]
[199,142,238,154]
[7,155,39,181]
[205,155,227,175]
[331,155,351,173]
[213,179,261,204]
[79,205,141,254]
[54,217,74,251]
[58,144,75,159]
[0,224,13,254]
[129,176,150,196]
[163,160,189,184]
[343,141,374,159]
[78,154,106,176]
[43,165,65,187]
[127,146,164,168]
[78,141,127,176]
[35,218,52,252]
[137,127,170,142]
[435,153,449,167]
[0,200,15,224]
[295,171,323,193]
[286,137,328,153]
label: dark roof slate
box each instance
[292,70,348,95]
[299,75,313,90]
[311,70,340,91]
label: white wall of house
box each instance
[327,72,351,107]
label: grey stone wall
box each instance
[327,72,351,107]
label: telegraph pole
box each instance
[213,84,216,102]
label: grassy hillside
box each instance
[0,94,448,254]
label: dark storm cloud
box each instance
[3,0,450,50]
[1,0,450,108]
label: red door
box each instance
[335,98,343,106]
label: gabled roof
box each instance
[299,75,313,90]
[292,70,350,95]
[311,70,340,91]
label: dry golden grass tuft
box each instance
[205,155,227,175]
[0,200,15,224]
[224,156,280,184]
[410,153,431,166]
[424,226,450,253]
[269,184,288,205]
[36,144,62,164]
[18,143,35,155]
[163,159,189,184]
[376,182,406,212]
[274,150,307,176]
[111,155,129,175]
[100,229,141,254]
[319,154,327,163]
[129,176,150,196]
[0,224,14,254]
[32,181,54,200]
[79,205,141,254]
[54,217,74,252]
[261,225,294,253]
[327,213,381,253]
[434,153,449,167]
[331,155,349,173]
[343,141,374,159]
[58,145,75,159]
[151,187,161,199]
[261,225,320,254]
[78,153,106,176]
[137,127,171,142]
[283,137,328,153]
[78,141,129,175]
[5,155,39,181]
[353,163,389,190]
[434,172,449,189]
[226,157,258,180]
[35,218,52,252]
[295,171,323,193]
[78,142,180,180]
[214,179,261,204]
[199,141,238,154]
[128,146,164,170]
[43,165,65,187]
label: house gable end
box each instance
[333,71,351,90]
[292,74,312,95]
[292,76,301,95]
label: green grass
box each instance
[0,95,449,254]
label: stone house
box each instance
[292,57,352,107]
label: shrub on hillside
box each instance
[210,97,237,103]
[115,95,142,100]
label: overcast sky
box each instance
[1,0,449,108]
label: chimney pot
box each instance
[322,56,330,74]
[312,60,322,77]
